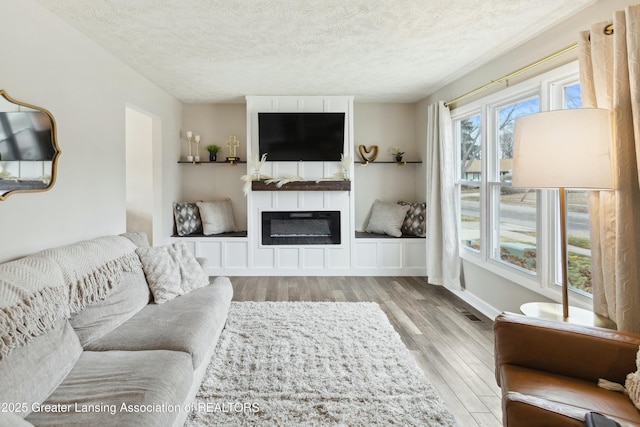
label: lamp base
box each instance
[520,302,616,329]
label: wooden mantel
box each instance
[251,180,351,192]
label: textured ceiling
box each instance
[35,0,595,103]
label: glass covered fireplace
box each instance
[261,211,341,245]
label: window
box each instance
[457,113,481,251]
[492,96,539,272]
[453,62,594,299]
[560,82,593,295]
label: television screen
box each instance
[258,112,345,161]
[0,111,55,161]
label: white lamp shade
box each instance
[512,108,614,189]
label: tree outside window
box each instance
[457,114,481,251]
[493,97,539,273]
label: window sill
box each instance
[459,249,593,311]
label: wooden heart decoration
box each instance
[358,145,379,162]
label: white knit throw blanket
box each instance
[0,235,141,359]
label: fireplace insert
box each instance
[262,211,341,245]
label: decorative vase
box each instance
[395,154,403,162]
[209,153,217,162]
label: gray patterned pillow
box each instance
[365,200,410,237]
[398,201,426,237]
[173,202,202,236]
[136,242,210,304]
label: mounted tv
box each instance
[258,112,345,161]
[0,111,56,161]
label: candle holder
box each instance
[194,135,201,163]
[186,131,193,162]
[225,136,241,166]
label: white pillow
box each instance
[365,199,411,237]
[175,241,211,293]
[136,242,210,304]
[626,346,640,409]
[196,199,238,235]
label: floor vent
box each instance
[460,310,483,323]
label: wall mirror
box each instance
[0,90,60,200]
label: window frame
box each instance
[456,108,483,254]
[487,91,540,275]
[452,61,592,307]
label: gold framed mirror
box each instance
[0,90,60,201]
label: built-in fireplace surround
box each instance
[171,96,426,276]
[262,211,341,245]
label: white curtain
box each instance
[579,5,640,332]
[426,101,460,289]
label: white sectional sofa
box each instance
[0,232,233,426]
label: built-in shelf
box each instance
[177,160,247,164]
[358,161,422,166]
[355,231,425,239]
[251,180,351,192]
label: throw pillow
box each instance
[196,199,238,235]
[120,231,151,248]
[136,242,209,304]
[626,346,640,409]
[398,201,426,237]
[365,199,411,237]
[173,202,203,236]
[175,242,211,293]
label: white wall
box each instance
[0,1,182,262]
[417,0,639,315]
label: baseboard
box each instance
[448,288,501,321]
[218,268,427,277]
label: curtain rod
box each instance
[444,24,614,107]
[444,43,577,107]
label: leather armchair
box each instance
[494,312,640,426]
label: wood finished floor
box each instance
[230,276,502,427]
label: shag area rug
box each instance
[187,302,457,426]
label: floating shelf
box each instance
[358,161,422,166]
[251,180,351,192]
[355,231,425,239]
[178,160,247,164]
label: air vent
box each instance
[460,310,483,323]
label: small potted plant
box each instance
[206,144,221,162]
[388,146,405,163]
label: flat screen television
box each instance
[0,111,55,161]
[258,112,345,161]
